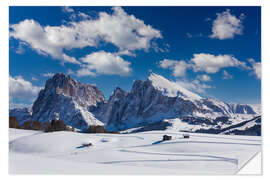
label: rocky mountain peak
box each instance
[41,73,105,107]
[31,73,105,130]
[112,87,128,99]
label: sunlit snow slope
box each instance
[9,128,261,175]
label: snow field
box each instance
[9,128,261,174]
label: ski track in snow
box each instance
[124,140,260,149]
[9,129,261,174]
[117,149,238,164]
[101,158,237,165]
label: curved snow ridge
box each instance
[148,73,202,100]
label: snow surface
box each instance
[249,104,262,114]
[74,101,104,126]
[9,128,261,175]
[148,73,202,101]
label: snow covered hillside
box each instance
[9,128,261,174]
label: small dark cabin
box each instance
[163,135,172,141]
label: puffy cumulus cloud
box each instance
[248,58,261,79]
[191,53,247,73]
[197,74,211,82]
[10,7,162,65]
[9,76,42,102]
[160,53,247,77]
[77,51,132,76]
[176,79,211,94]
[210,9,244,40]
[159,59,191,77]
[222,70,233,80]
[10,20,80,64]
[87,7,162,51]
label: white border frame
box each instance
[2,0,269,179]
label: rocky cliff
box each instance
[31,73,106,130]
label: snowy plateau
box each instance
[9,73,261,174]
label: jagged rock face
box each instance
[102,73,260,131]
[9,108,32,125]
[31,73,105,130]
[36,73,105,108]
[101,76,197,130]
[102,79,200,130]
[98,87,128,125]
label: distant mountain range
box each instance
[9,73,261,136]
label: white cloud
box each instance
[76,12,90,20]
[159,59,191,77]
[222,70,233,79]
[197,74,211,82]
[115,50,136,57]
[191,53,247,73]
[248,58,261,79]
[42,72,54,77]
[31,77,38,81]
[10,7,162,65]
[62,7,91,21]
[77,51,132,76]
[210,9,244,40]
[67,69,75,75]
[9,76,42,102]
[176,79,211,94]
[10,19,81,64]
[62,6,74,13]
[160,53,247,77]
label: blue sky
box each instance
[9,6,261,108]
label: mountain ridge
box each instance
[9,72,261,135]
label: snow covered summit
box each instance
[147,73,202,100]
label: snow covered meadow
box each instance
[9,128,261,175]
